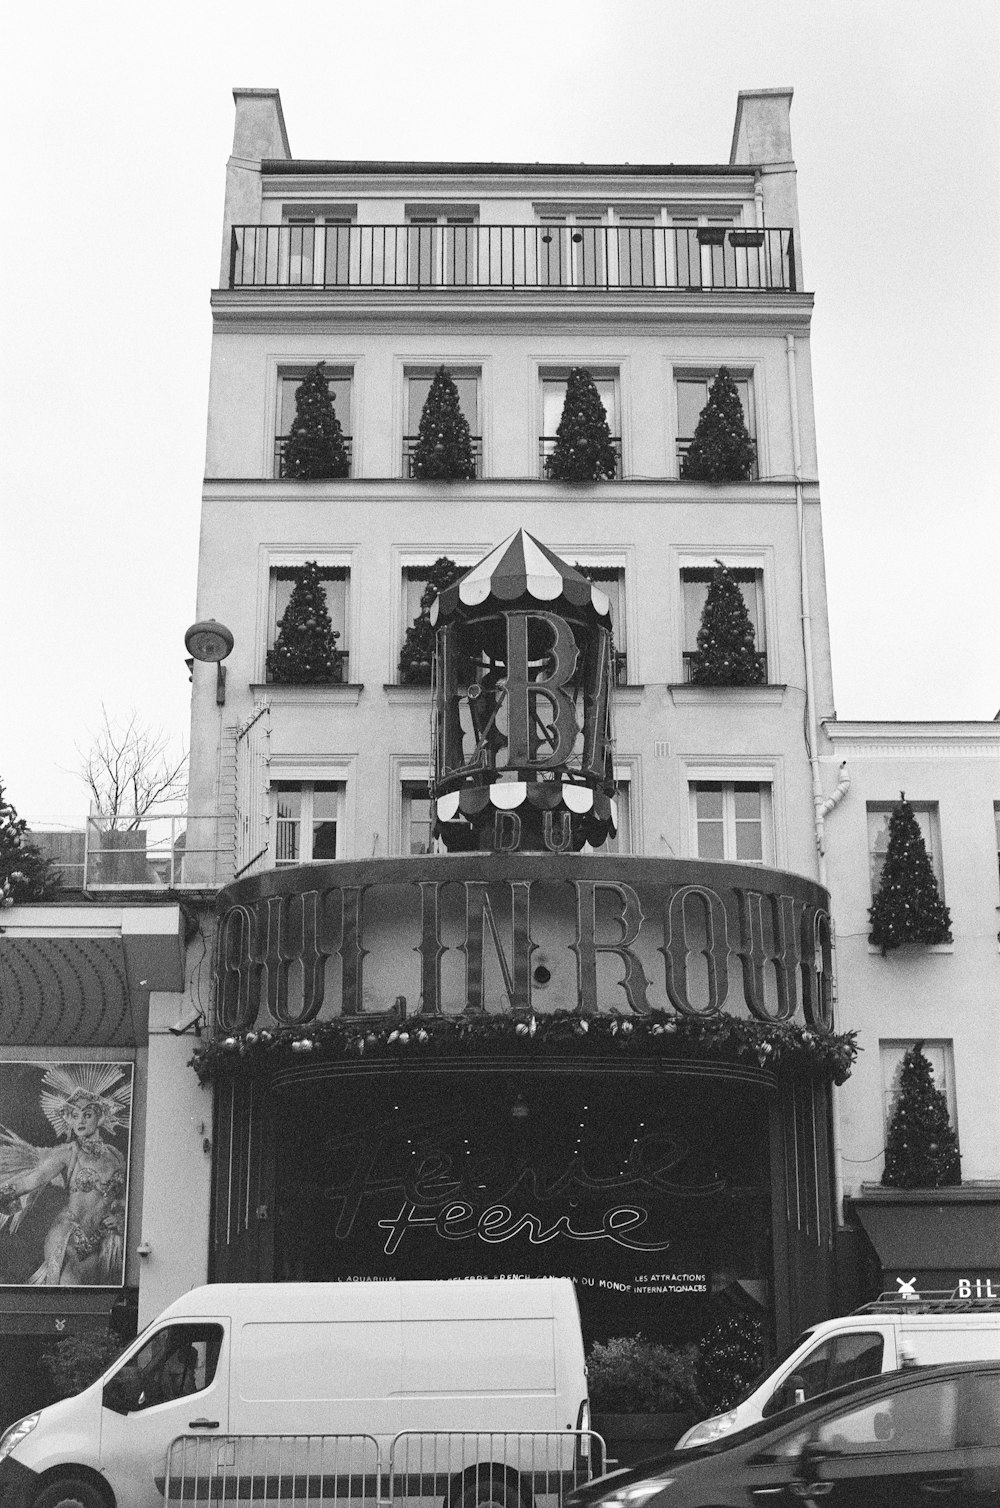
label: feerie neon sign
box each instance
[215,854,834,1036]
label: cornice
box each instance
[210,288,814,334]
[203,477,821,506]
[825,721,1000,758]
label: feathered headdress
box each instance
[39,1063,132,1139]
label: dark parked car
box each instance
[574,1361,1000,1505]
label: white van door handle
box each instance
[189,1418,219,1429]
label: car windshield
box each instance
[730,1329,816,1406]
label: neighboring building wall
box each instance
[825,721,1000,1194]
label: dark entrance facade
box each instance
[200,853,854,1353]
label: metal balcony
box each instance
[229,224,796,293]
[27,813,229,890]
[539,436,623,479]
[682,650,769,684]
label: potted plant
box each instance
[587,1336,705,1464]
[728,228,765,248]
[696,226,726,247]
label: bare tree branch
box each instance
[77,706,188,829]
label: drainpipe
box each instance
[786,333,849,1239]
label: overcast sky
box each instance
[2,0,998,819]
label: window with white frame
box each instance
[994,802,1000,892]
[267,565,350,682]
[867,802,943,897]
[675,371,756,476]
[271,781,344,866]
[669,209,741,289]
[573,563,628,684]
[690,780,773,864]
[616,213,658,288]
[680,565,766,682]
[536,211,609,287]
[400,780,440,856]
[403,370,481,476]
[540,371,620,476]
[880,1040,957,1138]
[275,368,353,477]
[405,207,479,285]
[281,208,356,286]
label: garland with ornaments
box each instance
[190,1008,857,1087]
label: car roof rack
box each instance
[854,1289,1000,1314]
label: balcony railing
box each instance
[265,648,351,685]
[682,650,768,684]
[274,434,353,478]
[403,435,483,477]
[676,434,759,480]
[230,224,796,293]
[539,436,623,479]
[26,813,229,891]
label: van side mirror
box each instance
[790,1374,807,1407]
[762,1373,806,1419]
[103,1366,141,1416]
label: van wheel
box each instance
[451,1468,526,1508]
[32,1479,109,1508]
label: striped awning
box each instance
[430,530,612,625]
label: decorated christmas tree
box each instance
[882,1042,961,1188]
[681,367,756,482]
[868,795,952,953]
[697,1310,765,1413]
[689,561,766,686]
[409,368,477,480]
[398,557,464,684]
[266,562,343,684]
[282,363,350,480]
[1,779,61,906]
[545,368,619,482]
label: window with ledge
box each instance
[405,208,479,285]
[271,781,344,866]
[680,565,766,683]
[403,370,481,477]
[675,371,757,477]
[540,371,621,477]
[275,368,353,478]
[880,1039,957,1138]
[669,210,746,289]
[281,209,356,286]
[867,802,943,897]
[690,781,773,864]
[267,565,350,683]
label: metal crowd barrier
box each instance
[163,1429,605,1506]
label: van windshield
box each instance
[731,1330,815,1406]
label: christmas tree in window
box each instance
[868,795,952,953]
[266,562,343,685]
[689,561,766,686]
[409,368,477,480]
[1,779,61,906]
[545,367,619,482]
[398,557,464,684]
[681,366,756,482]
[882,1042,961,1188]
[282,362,350,479]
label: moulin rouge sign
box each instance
[215,853,834,1036]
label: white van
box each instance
[677,1292,1000,1448]
[0,1278,591,1508]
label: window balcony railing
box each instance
[265,648,351,685]
[676,435,759,480]
[403,435,483,477]
[539,436,623,479]
[26,813,229,891]
[230,224,797,293]
[274,434,353,478]
[682,650,768,684]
